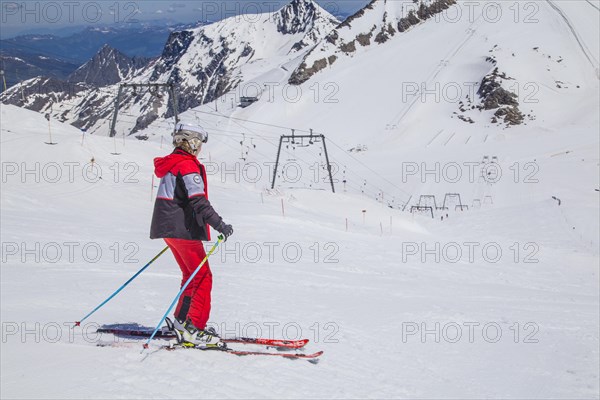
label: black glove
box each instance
[216,221,233,241]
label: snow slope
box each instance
[1,0,599,398]
[1,99,598,399]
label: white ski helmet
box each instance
[173,123,208,154]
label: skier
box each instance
[150,123,233,349]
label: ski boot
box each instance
[165,316,186,335]
[175,319,226,350]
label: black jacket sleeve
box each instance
[179,163,224,231]
[189,196,223,230]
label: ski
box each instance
[163,343,323,360]
[227,349,323,360]
[224,337,309,349]
[96,325,175,339]
[96,324,309,349]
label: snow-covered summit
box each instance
[274,0,338,34]
[273,0,340,50]
[290,0,455,84]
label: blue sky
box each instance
[0,0,370,38]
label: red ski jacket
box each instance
[150,149,222,241]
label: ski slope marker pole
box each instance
[74,246,169,327]
[142,235,223,351]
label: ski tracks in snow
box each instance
[388,16,484,129]
[584,0,600,12]
[545,0,600,79]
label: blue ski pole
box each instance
[75,246,169,326]
[143,235,223,350]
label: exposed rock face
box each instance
[277,0,341,52]
[454,58,527,127]
[0,76,89,110]
[477,67,524,126]
[276,0,328,34]
[151,31,196,80]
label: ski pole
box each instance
[143,235,223,350]
[75,246,169,326]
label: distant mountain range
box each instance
[1,0,340,134]
[0,47,79,88]
[0,23,199,88]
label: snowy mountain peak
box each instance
[274,0,338,35]
[67,44,151,87]
[96,44,117,57]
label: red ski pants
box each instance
[164,238,212,330]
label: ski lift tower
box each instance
[109,83,179,137]
[271,130,335,193]
[0,69,6,93]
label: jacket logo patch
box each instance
[193,175,202,184]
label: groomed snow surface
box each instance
[2,0,600,398]
[1,100,598,399]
